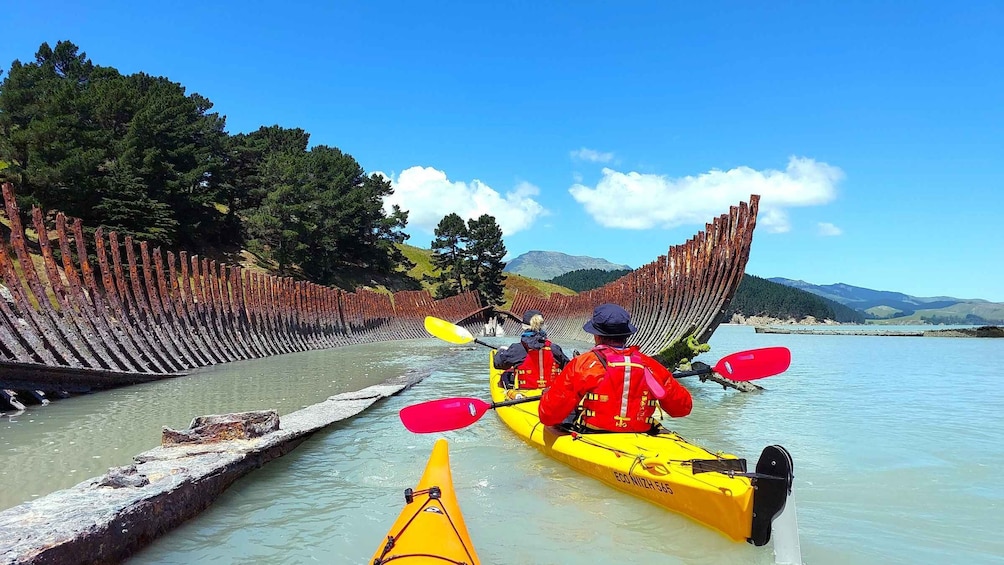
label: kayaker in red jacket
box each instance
[538,303,692,432]
[494,309,570,390]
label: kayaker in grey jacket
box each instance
[494,310,571,389]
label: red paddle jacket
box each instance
[538,345,692,431]
[514,342,559,389]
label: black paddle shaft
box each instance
[490,366,709,409]
[490,395,543,409]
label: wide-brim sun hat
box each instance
[582,303,638,336]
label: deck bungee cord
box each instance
[371,440,481,565]
[373,486,476,565]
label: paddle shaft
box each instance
[673,366,714,379]
[425,317,786,382]
[487,365,715,409]
[491,395,543,408]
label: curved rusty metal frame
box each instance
[0,184,481,392]
[0,182,758,396]
[504,196,760,356]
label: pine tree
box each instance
[430,213,468,299]
[0,41,230,247]
[465,214,507,307]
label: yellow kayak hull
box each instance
[372,438,480,564]
[489,350,783,543]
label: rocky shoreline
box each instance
[728,315,1003,338]
[729,314,840,326]
[922,326,1004,338]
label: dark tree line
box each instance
[429,213,506,307]
[544,269,864,324]
[727,274,866,323]
[922,313,996,325]
[0,41,410,286]
[548,268,632,292]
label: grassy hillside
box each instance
[867,301,1004,325]
[380,244,578,308]
[865,305,902,318]
[397,243,437,291]
[502,273,577,308]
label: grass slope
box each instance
[502,273,577,309]
[368,244,578,308]
[397,243,437,291]
[865,305,902,318]
[867,301,1004,324]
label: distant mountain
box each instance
[767,278,964,313]
[504,251,631,281]
[767,278,1004,324]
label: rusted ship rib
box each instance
[1,181,760,405]
[0,183,480,403]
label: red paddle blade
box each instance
[399,397,492,433]
[713,347,791,381]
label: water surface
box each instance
[4,326,1002,564]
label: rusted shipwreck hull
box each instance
[0,180,759,404]
[503,196,760,355]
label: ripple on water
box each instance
[7,328,1002,564]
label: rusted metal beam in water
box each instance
[1,388,27,411]
[0,359,183,392]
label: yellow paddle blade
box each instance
[424,316,475,344]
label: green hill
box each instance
[728,275,866,323]
[865,305,903,318]
[868,301,1004,325]
[770,278,1004,324]
[365,244,576,309]
[548,268,633,292]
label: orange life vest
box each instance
[579,345,659,432]
[514,341,559,390]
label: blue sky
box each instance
[4,1,1003,301]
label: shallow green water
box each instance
[0,340,443,510]
[4,326,1003,564]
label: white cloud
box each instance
[568,156,843,233]
[376,166,546,236]
[570,147,615,163]
[759,208,792,234]
[818,222,843,236]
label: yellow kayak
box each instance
[371,438,480,564]
[489,350,792,545]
